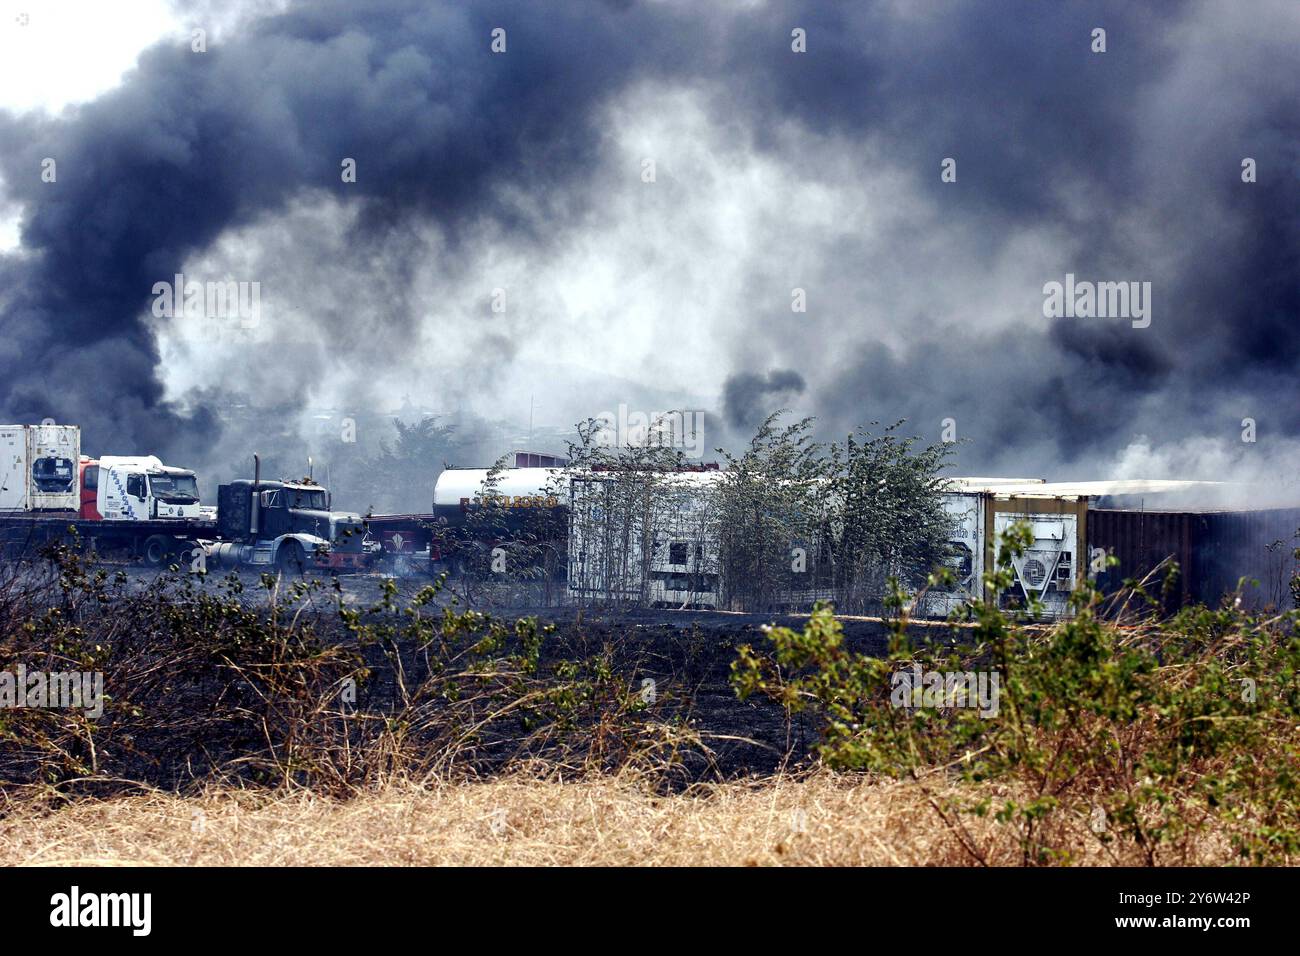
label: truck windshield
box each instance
[149,473,200,501]
[286,489,328,510]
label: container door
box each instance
[26,424,79,511]
[0,427,28,511]
[99,465,130,519]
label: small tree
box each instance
[824,422,956,613]
[712,414,954,613]
[365,416,460,513]
[566,415,706,608]
[713,413,831,611]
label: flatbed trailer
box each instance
[1,487,377,574]
[0,512,216,565]
[1,428,376,573]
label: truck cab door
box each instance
[260,489,286,537]
[126,473,151,518]
[80,462,101,519]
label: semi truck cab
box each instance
[81,455,203,521]
[212,477,378,572]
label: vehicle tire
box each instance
[276,540,306,576]
[142,535,172,567]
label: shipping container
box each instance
[940,483,1087,618]
[919,491,987,617]
[512,450,567,468]
[986,493,1087,619]
[0,423,81,512]
[1194,508,1300,611]
[1087,506,1300,613]
[1086,509,1201,613]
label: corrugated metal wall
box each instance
[1089,509,1201,612]
[1090,507,1300,611]
[1195,508,1300,610]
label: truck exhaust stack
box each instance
[250,453,260,539]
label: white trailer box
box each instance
[568,471,722,608]
[0,423,81,512]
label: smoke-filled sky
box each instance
[0,0,1297,489]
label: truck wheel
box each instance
[277,541,306,576]
[143,535,172,567]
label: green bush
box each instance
[733,522,1300,865]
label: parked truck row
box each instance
[11,425,1281,618]
[0,423,377,572]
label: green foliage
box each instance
[566,414,715,609]
[441,453,568,605]
[733,521,1300,865]
[366,416,461,513]
[715,414,830,612]
[715,413,955,613]
[824,420,956,609]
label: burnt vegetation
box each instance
[0,543,709,801]
[1,526,1299,864]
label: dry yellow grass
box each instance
[0,774,1234,866]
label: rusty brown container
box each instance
[1091,507,1300,612]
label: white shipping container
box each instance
[0,423,81,512]
[569,471,722,608]
[918,492,988,617]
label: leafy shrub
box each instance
[733,522,1300,865]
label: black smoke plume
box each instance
[0,1,1295,484]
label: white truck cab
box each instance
[93,455,203,521]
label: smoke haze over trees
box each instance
[0,1,1297,489]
